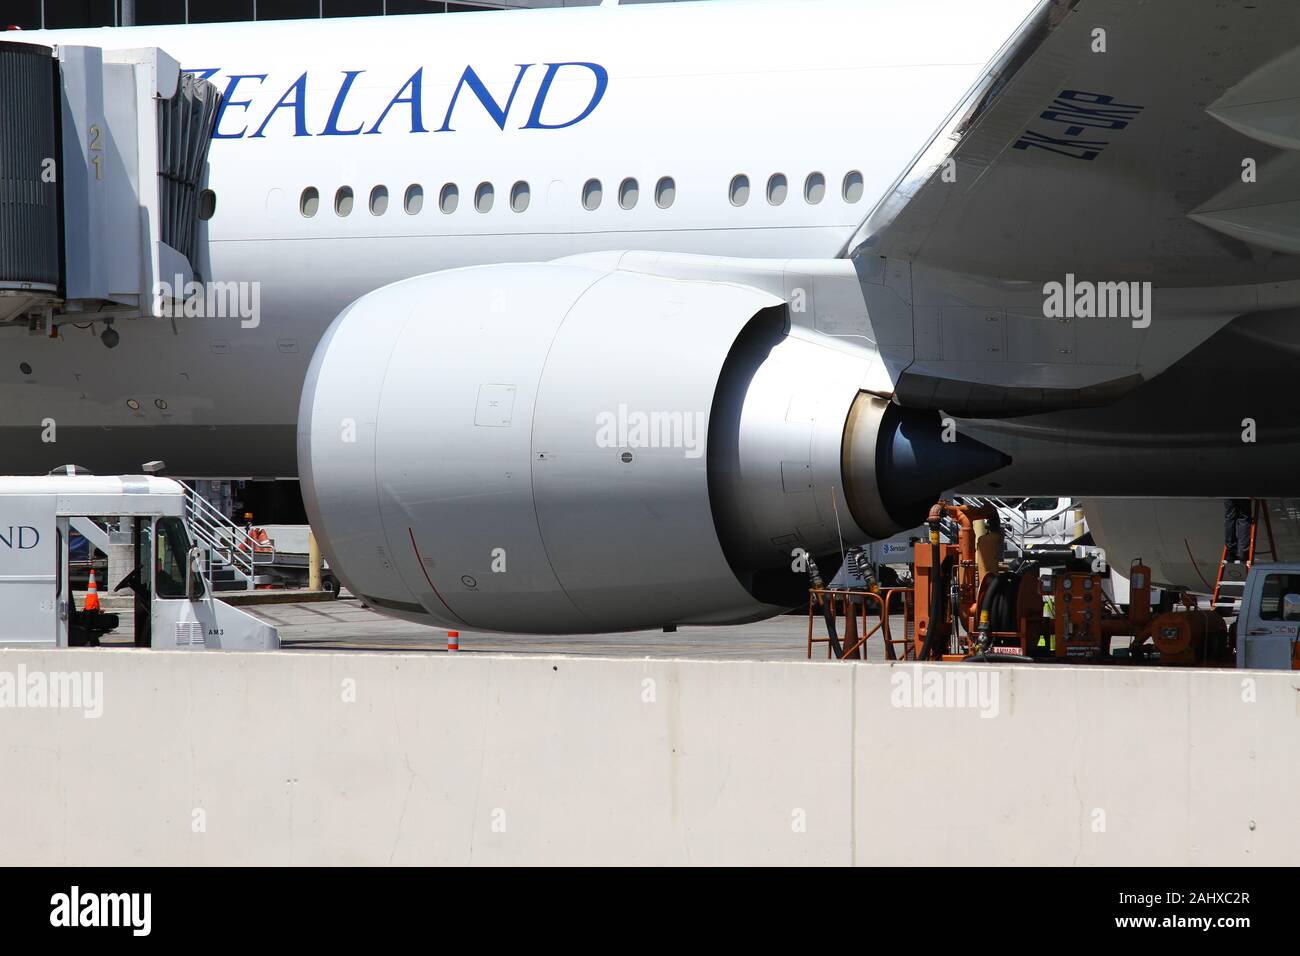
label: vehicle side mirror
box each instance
[1283,593,1300,622]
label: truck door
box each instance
[1238,569,1300,670]
[150,516,209,648]
[149,517,278,650]
[130,517,152,646]
[54,519,68,647]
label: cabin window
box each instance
[511,181,530,213]
[655,176,676,208]
[475,182,495,214]
[300,187,319,217]
[582,178,603,211]
[843,170,865,203]
[369,185,389,216]
[618,178,639,210]
[334,186,354,216]
[440,183,459,214]
[766,174,787,206]
[804,172,826,204]
[404,184,424,215]
[729,175,749,207]
[198,189,217,220]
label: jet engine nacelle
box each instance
[298,261,1008,633]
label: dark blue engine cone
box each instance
[879,403,1012,525]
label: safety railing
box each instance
[953,495,1080,555]
[806,587,914,661]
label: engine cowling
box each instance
[298,261,1008,633]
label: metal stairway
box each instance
[952,496,1082,557]
[180,482,275,591]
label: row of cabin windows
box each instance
[582,176,676,210]
[298,178,673,218]
[300,182,483,217]
[297,171,865,219]
[730,171,864,207]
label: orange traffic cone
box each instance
[85,569,100,612]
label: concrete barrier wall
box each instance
[0,648,1294,865]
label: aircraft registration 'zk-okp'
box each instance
[3,0,1300,633]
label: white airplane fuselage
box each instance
[2,0,1040,477]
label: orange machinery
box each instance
[1131,591,1230,665]
[912,501,996,660]
[913,501,1040,659]
[909,500,1230,666]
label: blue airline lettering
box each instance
[523,62,608,130]
[185,62,609,139]
[366,68,427,135]
[251,71,310,138]
[438,64,532,132]
[321,70,367,136]
[212,73,268,139]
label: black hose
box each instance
[975,561,1041,652]
[1008,560,1041,651]
[995,569,1020,631]
[977,570,1005,651]
[920,532,946,661]
[821,600,844,659]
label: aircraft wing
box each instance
[846,0,1300,288]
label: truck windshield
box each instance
[154,517,202,599]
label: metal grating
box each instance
[0,42,59,288]
[174,621,204,646]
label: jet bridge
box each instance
[0,39,220,334]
